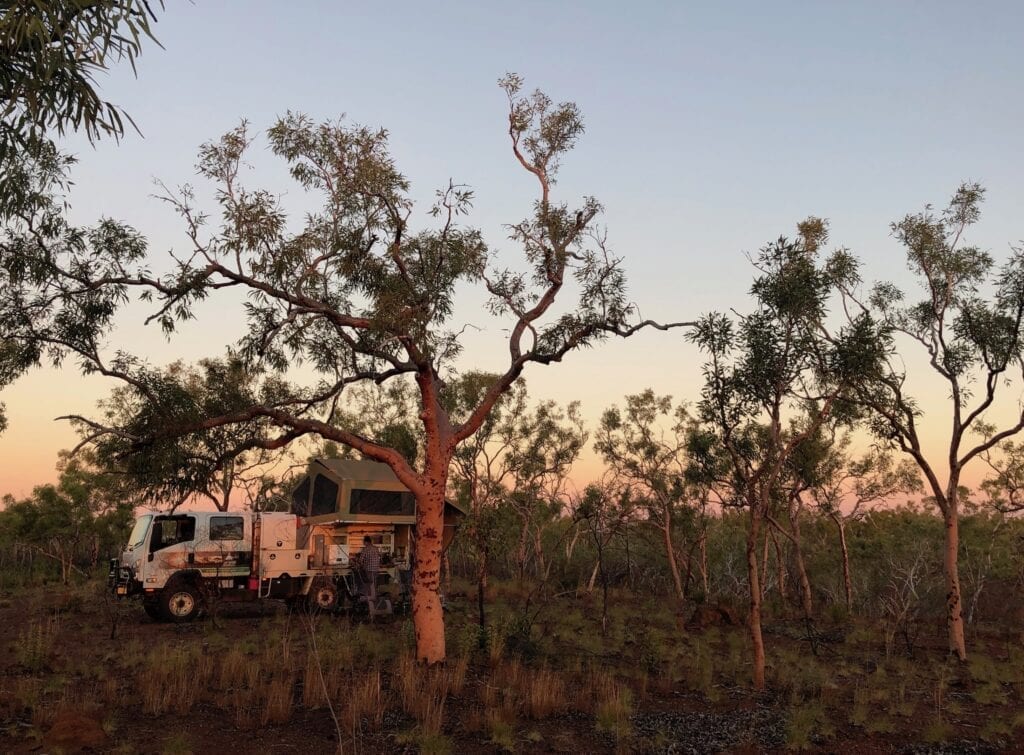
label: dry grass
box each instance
[261,672,294,725]
[138,645,213,716]
[394,654,449,732]
[134,628,302,728]
[591,670,633,740]
[101,675,125,707]
[7,573,1024,754]
[13,615,61,672]
[485,704,517,751]
[301,648,330,709]
[218,647,250,691]
[341,668,386,733]
[523,666,566,719]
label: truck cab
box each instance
[111,510,261,619]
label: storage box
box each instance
[260,548,307,578]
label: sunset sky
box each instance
[3,0,1024,500]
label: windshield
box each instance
[127,515,153,550]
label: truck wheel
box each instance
[306,579,339,613]
[143,601,162,621]
[160,584,201,622]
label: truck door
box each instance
[198,515,252,577]
[148,515,198,581]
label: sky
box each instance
[3,0,1024,499]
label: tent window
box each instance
[291,477,311,516]
[311,475,339,516]
[350,489,415,516]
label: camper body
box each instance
[108,459,462,621]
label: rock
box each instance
[686,604,742,631]
[44,711,110,752]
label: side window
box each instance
[150,516,196,552]
[210,516,244,541]
[350,489,415,516]
[311,475,339,516]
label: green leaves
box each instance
[81,352,287,510]
[0,0,163,163]
[874,184,1024,385]
[500,73,585,182]
[596,389,699,520]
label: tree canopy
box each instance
[0,0,162,163]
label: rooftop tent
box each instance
[290,458,467,523]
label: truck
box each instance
[108,458,463,621]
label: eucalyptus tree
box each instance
[1,0,163,429]
[572,481,637,635]
[836,184,1024,660]
[687,220,883,690]
[799,434,921,613]
[0,0,162,165]
[768,422,826,623]
[447,372,521,635]
[0,449,135,583]
[980,438,1024,514]
[0,76,687,664]
[501,397,587,580]
[74,353,292,511]
[446,376,584,630]
[596,389,704,608]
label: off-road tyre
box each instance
[306,578,340,613]
[159,583,201,623]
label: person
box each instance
[358,535,381,604]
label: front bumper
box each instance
[108,558,140,597]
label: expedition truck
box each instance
[108,458,463,621]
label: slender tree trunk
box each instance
[476,540,489,639]
[532,527,546,578]
[770,528,788,609]
[760,531,770,602]
[587,559,600,593]
[516,519,530,580]
[943,500,967,660]
[566,525,582,562]
[593,523,609,636]
[624,529,633,590]
[747,503,766,691]
[219,464,233,511]
[412,483,447,665]
[699,529,709,598]
[682,539,699,599]
[832,513,854,613]
[787,503,813,621]
[663,511,686,605]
